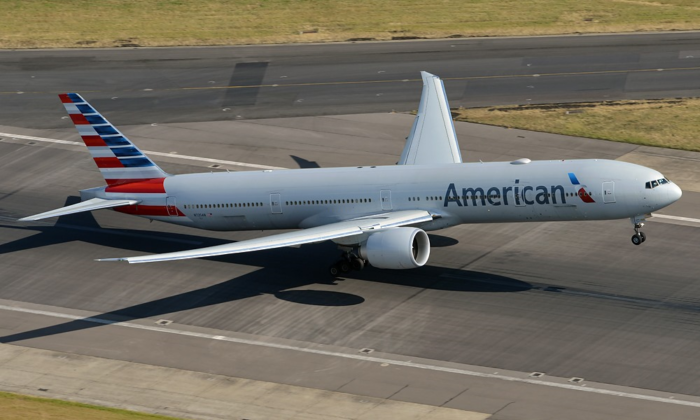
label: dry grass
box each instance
[454,98,700,152]
[0,391,182,420]
[1,0,700,49]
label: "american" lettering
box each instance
[443,183,567,207]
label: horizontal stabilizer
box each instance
[18,198,140,221]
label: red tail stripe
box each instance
[115,205,184,217]
[105,178,166,194]
[94,157,124,168]
[105,178,164,186]
[59,93,73,104]
[82,135,107,147]
[70,114,90,125]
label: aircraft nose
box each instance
[669,183,683,203]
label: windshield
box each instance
[645,178,670,189]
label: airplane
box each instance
[19,72,682,275]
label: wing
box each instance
[398,71,462,165]
[99,210,434,264]
[18,198,140,221]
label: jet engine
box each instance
[359,227,430,269]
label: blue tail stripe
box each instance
[94,126,119,136]
[111,147,142,157]
[68,93,84,103]
[120,157,155,168]
[101,136,131,146]
[77,104,96,114]
[85,115,108,125]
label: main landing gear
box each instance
[630,216,647,246]
[329,250,366,276]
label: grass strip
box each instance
[453,98,700,152]
[1,0,700,49]
[0,391,183,420]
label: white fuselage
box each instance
[94,158,681,237]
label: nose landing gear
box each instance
[630,216,647,246]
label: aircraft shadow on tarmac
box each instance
[0,196,531,344]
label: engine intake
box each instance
[360,228,430,269]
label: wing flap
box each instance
[18,198,141,221]
[100,210,433,264]
[399,71,462,165]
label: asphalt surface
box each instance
[1,34,700,418]
[2,32,700,128]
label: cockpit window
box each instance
[646,178,670,189]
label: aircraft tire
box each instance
[631,234,642,245]
[640,232,646,242]
[339,260,351,273]
[329,264,340,276]
[351,257,365,271]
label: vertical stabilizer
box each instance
[399,72,462,165]
[59,93,169,186]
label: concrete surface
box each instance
[0,115,699,420]
[1,35,700,419]
[0,344,487,420]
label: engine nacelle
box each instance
[360,228,430,269]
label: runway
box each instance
[3,32,700,129]
[1,34,700,418]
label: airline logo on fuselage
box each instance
[568,172,595,203]
[443,173,594,207]
[443,183,566,207]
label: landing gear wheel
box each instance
[351,257,365,271]
[631,234,643,245]
[329,264,340,277]
[338,260,351,273]
[630,219,646,246]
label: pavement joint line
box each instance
[2,65,700,96]
[0,132,286,170]
[1,303,699,409]
[652,214,700,224]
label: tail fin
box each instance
[59,93,169,186]
[398,72,462,165]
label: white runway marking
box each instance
[1,303,699,409]
[0,132,286,170]
[653,214,700,224]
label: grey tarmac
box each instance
[3,32,700,129]
[1,114,699,419]
[1,35,700,419]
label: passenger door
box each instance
[602,182,616,203]
[380,190,392,211]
